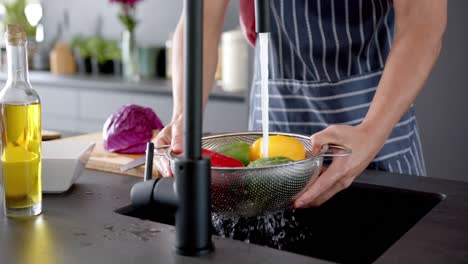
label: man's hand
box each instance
[154,116,183,177]
[293,0,447,208]
[294,124,384,208]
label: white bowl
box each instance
[42,141,95,193]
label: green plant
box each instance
[103,40,121,61]
[86,37,106,64]
[2,0,36,38]
[85,37,121,64]
[71,36,91,58]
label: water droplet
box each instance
[149,228,161,233]
[211,209,310,250]
[104,225,114,231]
[80,241,93,247]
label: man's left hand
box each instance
[294,124,384,208]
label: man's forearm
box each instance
[361,0,446,147]
[171,1,229,121]
[171,18,185,121]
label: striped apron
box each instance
[248,0,426,176]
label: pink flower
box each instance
[110,0,142,7]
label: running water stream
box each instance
[259,32,269,158]
[211,33,312,250]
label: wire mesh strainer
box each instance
[164,132,351,217]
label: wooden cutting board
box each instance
[42,130,62,141]
[60,132,160,178]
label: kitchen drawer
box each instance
[78,90,173,125]
[78,90,248,133]
[34,86,79,117]
[74,119,105,133]
[35,85,248,134]
[42,116,78,132]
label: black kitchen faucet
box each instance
[130,0,270,257]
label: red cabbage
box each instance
[103,104,164,154]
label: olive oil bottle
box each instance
[0,24,42,217]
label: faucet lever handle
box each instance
[144,142,154,181]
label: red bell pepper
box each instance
[202,148,244,168]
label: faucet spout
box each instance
[175,0,213,256]
[255,0,270,33]
[130,0,213,257]
[130,0,272,258]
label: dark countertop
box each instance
[0,71,247,102]
[0,169,467,264]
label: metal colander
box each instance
[165,132,351,217]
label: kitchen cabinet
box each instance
[1,72,249,134]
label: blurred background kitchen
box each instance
[0,0,466,182]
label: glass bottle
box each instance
[122,29,140,82]
[0,24,42,217]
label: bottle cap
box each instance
[5,24,27,46]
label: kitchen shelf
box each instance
[0,71,247,102]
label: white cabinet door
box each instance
[34,86,79,117]
[34,85,79,131]
[33,85,248,134]
[78,90,174,126]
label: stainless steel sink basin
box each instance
[116,182,444,264]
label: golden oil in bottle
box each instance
[1,103,42,212]
[0,24,42,217]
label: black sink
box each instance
[116,182,444,264]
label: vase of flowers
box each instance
[111,0,141,81]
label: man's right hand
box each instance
[155,116,184,177]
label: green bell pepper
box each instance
[214,141,251,166]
